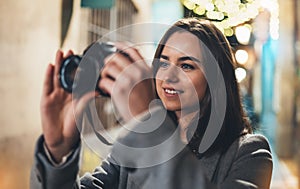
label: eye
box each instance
[158,61,170,69]
[180,63,195,71]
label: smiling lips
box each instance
[164,88,183,96]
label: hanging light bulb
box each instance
[224,28,234,36]
[183,0,196,10]
[235,24,252,45]
[235,67,247,83]
[205,2,214,11]
[194,6,206,15]
[235,49,249,64]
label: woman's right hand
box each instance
[40,50,96,163]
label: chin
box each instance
[164,105,181,112]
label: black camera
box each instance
[59,42,117,96]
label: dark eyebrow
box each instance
[178,56,201,63]
[160,55,169,60]
[160,54,201,63]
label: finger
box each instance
[54,50,64,88]
[101,64,121,81]
[104,52,131,68]
[43,64,55,96]
[102,54,129,80]
[115,44,150,73]
[64,49,74,58]
[114,42,145,64]
[98,77,115,95]
[74,91,98,117]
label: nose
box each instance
[163,65,179,83]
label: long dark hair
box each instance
[152,18,252,157]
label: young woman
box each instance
[31,18,273,189]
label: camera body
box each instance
[59,42,117,96]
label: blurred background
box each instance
[0,0,300,188]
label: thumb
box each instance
[74,91,99,115]
[73,92,99,127]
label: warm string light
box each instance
[235,24,252,45]
[235,67,247,83]
[182,0,279,82]
[182,0,279,39]
[235,49,249,64]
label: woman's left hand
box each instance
[99,42,156,123]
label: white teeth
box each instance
[165,89,179,94]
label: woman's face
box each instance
[155,31,208,116]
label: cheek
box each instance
[195,80,207,100]
[155,79,163,95]
[189,74,207,100]
[155,70,164,87]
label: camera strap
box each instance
[85,104,113,146]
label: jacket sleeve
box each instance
[30,136,121,189]
[30,104,166,189]
[218,134,273,189]
[30,136,80,189]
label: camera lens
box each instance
[59,42,117,96]
[59,55,82,93]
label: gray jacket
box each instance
[30,110,272,189]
